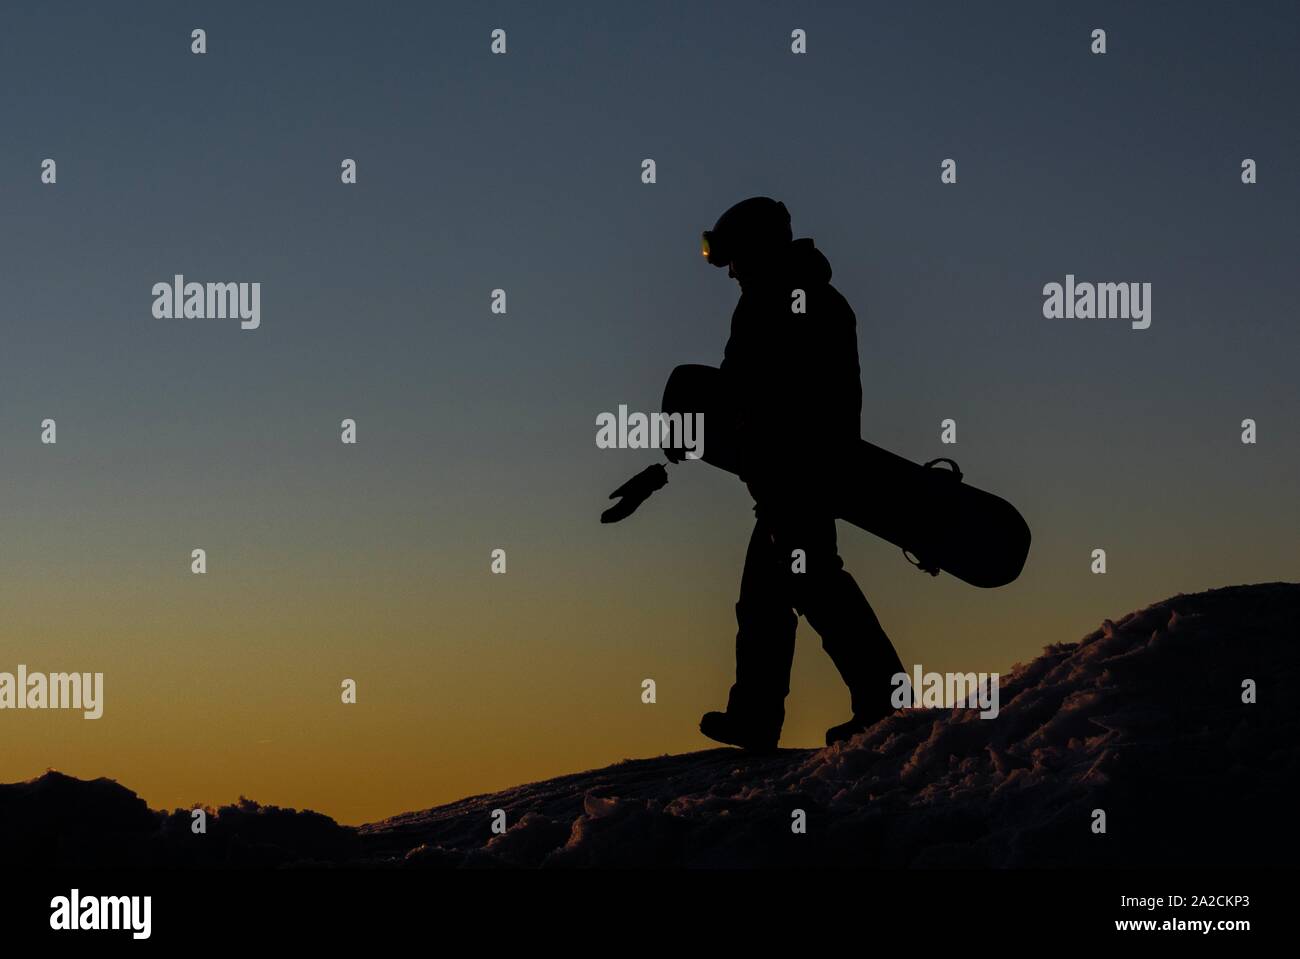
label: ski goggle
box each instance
[701,231,729,266]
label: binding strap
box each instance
[922,457,963,481]
[904,458,961,575]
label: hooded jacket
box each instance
[719,238,862,486]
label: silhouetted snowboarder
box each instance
[695,197,906,750]
[606,197,909,750]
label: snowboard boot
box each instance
[699,710,780,752]
[825,707,894,746]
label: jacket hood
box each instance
[784,237,832,285]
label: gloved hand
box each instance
[600,464,669,523]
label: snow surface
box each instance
[360,582,1299,867]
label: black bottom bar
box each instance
[1,867,1282,944]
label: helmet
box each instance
[701,197,792,267]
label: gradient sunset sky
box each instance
[2,0,1296,824]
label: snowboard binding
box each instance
[903,458,965,576]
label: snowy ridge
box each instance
[360,582,1298,867]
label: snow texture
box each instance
[362,582,1299,867]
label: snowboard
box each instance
[662,364,1031,588]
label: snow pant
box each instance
[725,493,905,735]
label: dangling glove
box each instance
[600,464,669,523]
